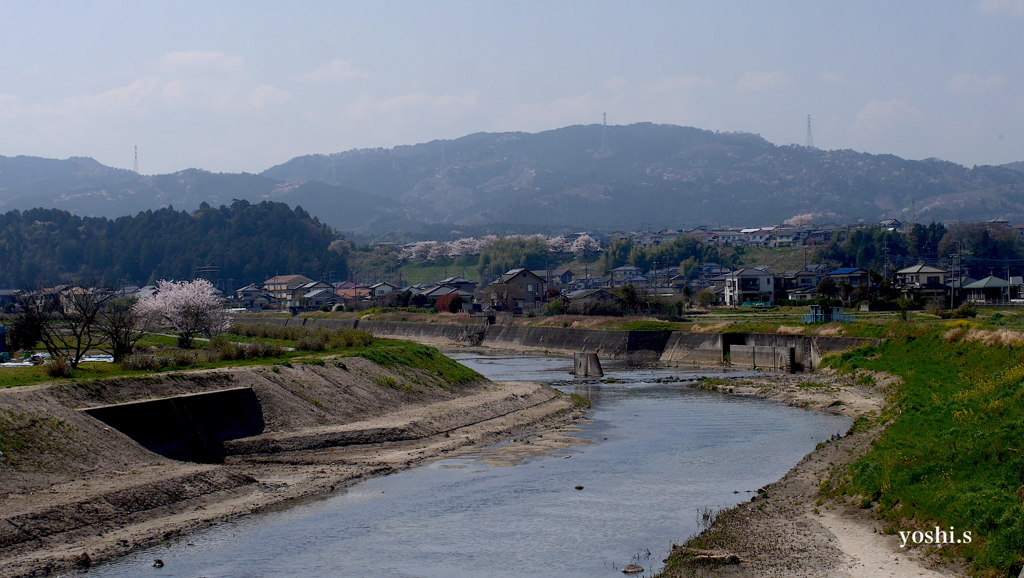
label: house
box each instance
[486,268,546,310]
[536,268,575,286]
[437,276,478,293]
[896,264,949,299]
[964,276,1013,303]
[335,281,371,300]
[778,271,823,300]
[610,266,643,287]
[826,268,871,288]
[291,281,334,308]
[304,289,342,309]
[264,275,315,301]
[235,283,268,309]
[723,268,775,306]
[369,281,399,297]
[0,289,20,312]
[496,268,546,303]
[565,288,622,311]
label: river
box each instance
[82,354,849,578]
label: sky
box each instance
[0,1,1022,175]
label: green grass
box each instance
[399,264,479,285]
[822,323,1024,575]
[0,335,480,391]
[568,393,591,408]
[618,320,680,331]
[0,409,73,469]
[353,340,483,385]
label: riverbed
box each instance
[81,355,850,578]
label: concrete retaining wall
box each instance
[356,320,485,346]
[730,345,794,372]
[481,325,673,360]
[84,388,265,463]
[660,333,724,365]
[231,316,880,370]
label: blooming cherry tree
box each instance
[571,234,600,255]
[134,279,230,349]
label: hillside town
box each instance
[5,216,1017,322]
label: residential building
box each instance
[896,264,949,299]
[964,276,1014,303]
[722,268,775,306]
[264,275,315,301]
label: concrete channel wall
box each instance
[84,387,265,463]
[230,317,880,370]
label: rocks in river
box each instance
[575,485,584,490]
[621,563,644,574]
[153,559,165,568]
[669,547,742,566]
[75,552,91,568]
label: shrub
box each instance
[120,349,198,371]
[295,335,327,351]
[953,301,977,318]
[45,358,72,378]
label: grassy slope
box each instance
[824,323,1024,575]
[0,337,481,390]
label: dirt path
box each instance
[665,372,963,578]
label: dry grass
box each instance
[359,311,476,324]
[691,322,733,333]
[814,323,845,336]
[776,325,806,335]
[944,327,1024,348]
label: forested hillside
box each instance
[0,201,348,288]
[4,124,1024,234]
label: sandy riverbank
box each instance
[663,371,963,577]
[0,358,582,578]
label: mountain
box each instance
[1003,161,1024,174]
[0,160,393,232]
[263,123,1024,229]
[5,124,1024,233]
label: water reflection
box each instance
[83,354,848,578]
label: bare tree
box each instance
[95,296,155,361]
[21,288,109,369]
[484,283,525,311]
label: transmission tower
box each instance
[600,112,609,157]
[133,145,139,173]
[805,115,814,148]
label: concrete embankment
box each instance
[0,356,575,578]
[251,317,880,370]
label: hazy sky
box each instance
[1,1,1022,175]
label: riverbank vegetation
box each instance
[0,323,479,390]
[818,322,1024,575]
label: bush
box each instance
[953,301,978,318]
[295,335,327,351]
[120,349,198,371]
[45,358,72,378]
[205,335,286,361]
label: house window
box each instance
[927,276,939,284]
[527,284,537,293]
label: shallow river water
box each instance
[85,354,849,578]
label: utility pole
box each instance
[133,145,139,174]
[806,114,814,148]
